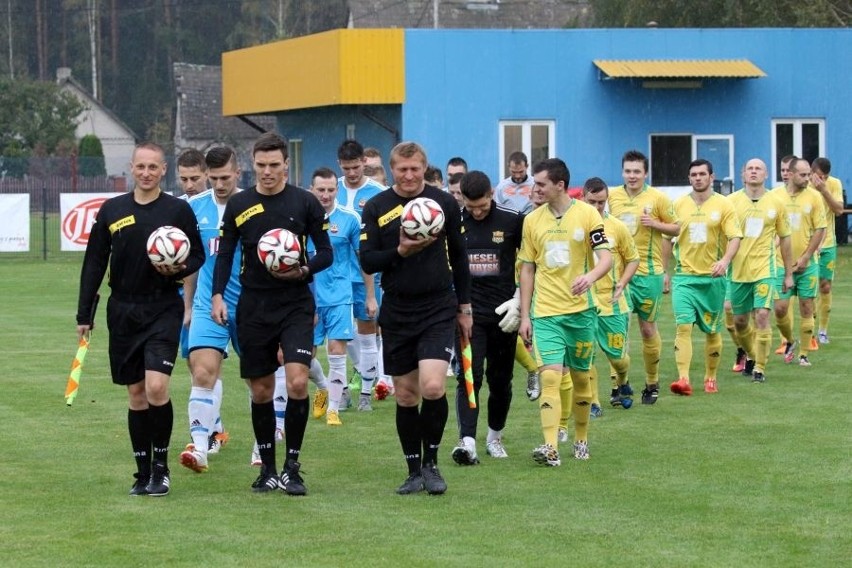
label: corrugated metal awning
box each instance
[593,59,766,79]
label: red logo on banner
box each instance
[63,197,108,245]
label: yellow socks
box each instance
[515,336,538,372]
[642,332,662,385]
[674,324,693,380]
[754,328,771,373]
[818,291,831,334]
[570,369,591,443]
[725,310,740,348]
[539,369,561,447]
[737,322,755,360]
[799,316,815,357]
[559,370,574,428]
[704,332,722,379]
[776,309,794,344]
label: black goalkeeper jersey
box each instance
[213,184,332,295]
[76,190,205,324]
[462,202,524,323]
[360,184,471,305]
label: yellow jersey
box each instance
[819,176,843,249]
[727,189,791,283]
[770,186,827,264]
[519,199,609,317]
[608,184,678,277]
[595,213,639,316]
[672,192,741,276]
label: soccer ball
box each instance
[257,228,301,273]
[146,226,190,266]
[400,197,445,239]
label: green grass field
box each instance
[2,253,851,567]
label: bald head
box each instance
[743,158,767,188]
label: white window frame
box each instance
[770,118,825,186]
[692,134,735,183]
[648,133,734,195]
[498,120,556,179]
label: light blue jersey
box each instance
[308,205,361,308]
[188,189,242,310]
[336,176,384,218]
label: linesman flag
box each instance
[65,293,99,406]
[459,335,476,409]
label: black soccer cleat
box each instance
[396,472,424,495]
[129,472,149,496]
[641,383,659,405]
[145,462,170,496]
[421,462,447,495]
[251,465,282,493]
[741,358,755,377]
[280,460,307,496]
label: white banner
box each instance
[60,193,121,251]
[0,194,30,252]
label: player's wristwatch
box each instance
[457,307,473,316]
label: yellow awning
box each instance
[593,59,766,79]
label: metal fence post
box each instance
[42,184,47,260]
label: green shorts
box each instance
[672,275,726,334]
[596,313,629,360]
[778,263,818,300]
[729,278,777,315]
[532,309,597,371]
[819,246,836,281]
[627,274,665,322]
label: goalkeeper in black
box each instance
[450,171,524,466]
[360,141,472,496]
[76,142,204,497]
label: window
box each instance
[288,139,303,187]
[499,121,555,179]
[771,119,824,185]
[650,134,734,187]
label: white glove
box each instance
[495,297,521,333]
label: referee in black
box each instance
[360,141,472,495]
[212,132,332,495]
[450,171,524,465]
[77,142,205,496]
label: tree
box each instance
[0,77,83,162]
[78,133,105,176]
[589,0,850,27]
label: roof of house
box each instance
[348,0,590,29]
[174,62,277,143]
[56,68,138,140]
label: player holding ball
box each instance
[76,142,205,497]
[359,141,472,496]
[212,132,332,495]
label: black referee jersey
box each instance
[463,201,524,324]
[360,184,471,305]
[77,190,205,325]
[213,184,332,295]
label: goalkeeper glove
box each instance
[494,297,521,333]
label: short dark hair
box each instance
[447,156,468,172]
[459,170,492,200]
[813,157,831,175]
[532,158,570,187]
[689,158,714,175]
[622,150,648,172]
[424,165,443,185]
[781,154,797,165]
[338,139,365,161]
[447,172,464,186]
[253,132,288,159]
[508,151,528,165]
[364,164,385,178]
[364,147,382,159]
[311,167,337,184]
[177,148,205,169]
[205,146,237,170]
[788,157,810,173]
[583,176,608,195]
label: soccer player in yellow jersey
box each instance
[771,158,827,366]
[608,150,680,404]
[727,159,794,383]
[773,155,798,356]
[810,157,844,345]
[582,178,639,414]
[518,158,612,466]
[666,159,741,395]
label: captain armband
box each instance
[589,228,608,248]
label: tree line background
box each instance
[0,0,847,169]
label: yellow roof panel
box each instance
[593,59,766,79]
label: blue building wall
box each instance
[402,28,851,190]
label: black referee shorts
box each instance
[237,287,315,379]
[106,295,183,385]
[379,291,457,376]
